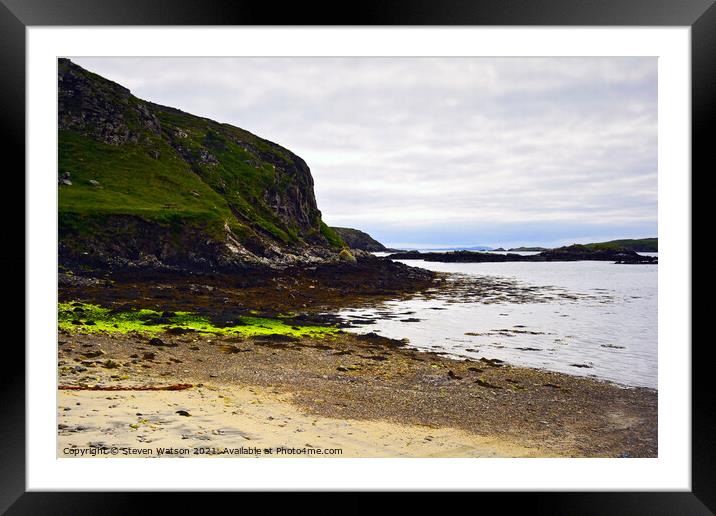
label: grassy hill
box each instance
[330,227,387,252]
[578,238,658,252]
[58,59,343,271]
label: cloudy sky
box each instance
[71,57,657,249]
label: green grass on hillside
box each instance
[58,59,338,253]
[58,124,297,243]
[186,127,296,243]
[58,131,241,234]
[580,238,658,252]
[320,221,345,249]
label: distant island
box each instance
[387,243,657,264]
[506,238,656,253]
[503,238,656,253]
[326,234,658,257]
[575,238,657,253]
[508,246,547,252]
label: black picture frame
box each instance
[2,0,710,512]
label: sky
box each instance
[71,57,657,249]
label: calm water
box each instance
[338,257,657,388]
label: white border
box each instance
[27,27,691,491]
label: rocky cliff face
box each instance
[58,60,162,145]
[331,227,387,252]
[58,59,344,272]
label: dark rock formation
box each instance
[59,59,161,145]
[538,245,657,263]
[387,245,657,264]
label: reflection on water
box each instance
[338,259,657,388]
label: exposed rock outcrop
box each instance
[59,59,161,145]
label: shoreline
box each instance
[58,328,657,458]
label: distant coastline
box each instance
[386,243,657,265]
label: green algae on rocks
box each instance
[58,302,339,338]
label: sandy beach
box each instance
[59,385,551,458]
[58,328,657,458]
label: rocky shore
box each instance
[58,325,657,458]
[57,260,657,458]
[59,253,436,319]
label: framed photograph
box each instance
[4,0,711,511]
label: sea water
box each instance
[338,256,657,388]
